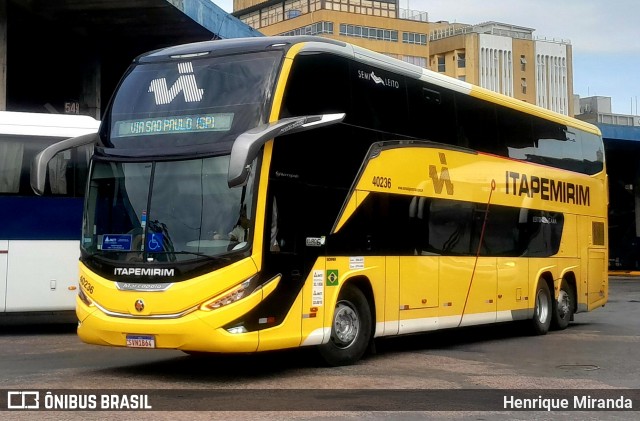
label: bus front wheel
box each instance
[530,279,552,335]
[318,285,372,366]
[551,280,575,330]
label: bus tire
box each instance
[318,285,372,366]
[529,279,552,335]
[551,279,575,330]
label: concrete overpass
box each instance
[600,124,640,270]
[0,0,261,118]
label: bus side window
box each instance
[48,149,71,195]
[269,197,280,252]
[409,196,432,255]
[428,199,474,255]
[268,189,299,254]
[0,140,23,193]
[455,94,502,155]
[406,80,457,144]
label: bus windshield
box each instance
[82,155,255,263]
[103,51,283,149]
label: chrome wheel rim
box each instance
[536,288,550,324]
[332,301,359,348]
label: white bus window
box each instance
[0,141,24,193]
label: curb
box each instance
[609,271,640,277]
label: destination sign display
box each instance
[113,113,233,138]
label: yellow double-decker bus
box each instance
[33,36,607,366]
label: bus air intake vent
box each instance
[592,221,605,246]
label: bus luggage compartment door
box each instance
[587,250,607,310]
[399,256,438,310]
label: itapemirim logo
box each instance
[148,62,204,105]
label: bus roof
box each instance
[0,111,99,138]
[133,35,601,137]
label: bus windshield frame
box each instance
[81,154,257,270]
[101,50,284,151]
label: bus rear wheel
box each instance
[529,279,552,335]
[551,280,575,330]
[318,285,372,366]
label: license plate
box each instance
[126,335,156,348]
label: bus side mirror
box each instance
[228,113,345,188]
[30,132,98,196]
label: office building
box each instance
[233,0,574,115]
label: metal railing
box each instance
[398,8,428,22]
[429,22,571,45]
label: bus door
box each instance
[259,178,310,349]
[399,195,439,333]
[429,200,497,326]
[0,240,7,312]
[297,183,338,347]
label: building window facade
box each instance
[536,54,568,114]
[240,0,398,29]
[240,10,260,29]
[479,47,513,97]
[284,0,309,18]
[437,56,446,72]
[339,23,398,42]
[457,53,466,68]
[260,4,283,27]
[402,32,427,45]
[278,21,334,36]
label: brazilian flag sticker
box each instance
[326,270,339,286]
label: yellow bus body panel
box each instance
[333,143,608,325]
[356,146,607,218]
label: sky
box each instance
[211,0,639,115]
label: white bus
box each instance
[0,111,99,322]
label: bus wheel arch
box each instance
[529,273,553,335]
[552,273,577,330]
[318,277,374,366]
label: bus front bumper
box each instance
[76,297,259,353]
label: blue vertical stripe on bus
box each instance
[0,196,83,240]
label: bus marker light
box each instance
[310,307,318,313]
[68,286,77,291]
[259,317,276,324]
[78,288,92,306]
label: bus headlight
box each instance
[201,279,251,311]
[226,325,248,334]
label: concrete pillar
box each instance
[0,0,7,111]
[80,53,101,119]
